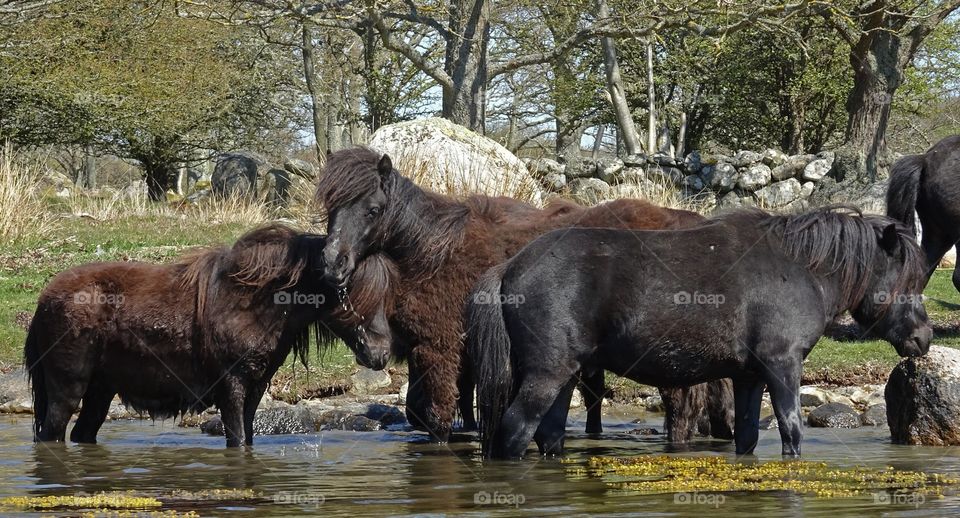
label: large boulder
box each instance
[369,117,543,202]
[886,346,960,445]
[283,158,317,180]
[350,367,392,395]
[212,151,266,198]
[770,154,815,181]
[200,405,315,436]
[0,368,31,414]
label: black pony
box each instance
[25,225,397,447]
[887,134,960,292]
[468,207,932,459]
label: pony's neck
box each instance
[380,174,469,273]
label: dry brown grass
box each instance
[0,146,59,243]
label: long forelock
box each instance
[316,147,384,212]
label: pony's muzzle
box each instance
[900,326,932,357]
[323,250,353,288]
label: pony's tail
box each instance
[465,263,513,458]
[886,154,924,235]
[23,309,46,441]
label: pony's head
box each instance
[764,207,932,358]
[320,251,400,371]
[316,148,393,288]
[849,218,932,357]
[296,234,397,370]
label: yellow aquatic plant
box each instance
[573,456,959,498]
[0,491,162,510]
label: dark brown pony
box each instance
[25,224,397,447]
[316,147,733,442]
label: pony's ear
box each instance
[879,223,899,254]
[377,154,393,183]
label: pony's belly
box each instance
[598,337,739,386]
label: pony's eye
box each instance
[367,207,382,218]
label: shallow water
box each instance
[2,409,960,517]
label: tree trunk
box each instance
[676,112,687,158]
[143,161,177,201]
[599,0,642,156]
[646,40,657,154]
[592,125,605,159]
[79,144,96,189]
[442,0,489,132]
[301,21,325,156]
[842,30,907,180]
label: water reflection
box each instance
[1,415,959,516]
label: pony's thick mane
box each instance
[718,206,926,310]
[317,147,469,277]
[176,224,318,364]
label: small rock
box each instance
[600,159,624,178]
[807,402,861,428]
[732,150,763,167]
[565,160,598,180]
[759,415,779,430]
[199,406,315,436]
[800,181,815,199]
[540,172,566,192]
[802,158,833,181]
[709,163,738,192]
[683,152,702,174]
[350,368,392,396]
[570,389,584,408]
[622,154,647,167]
[397,382,409,405]
[568,178,611,204]
[0,368,29,406]
[284,158,317,179]
[682,175,705,191]
[762,149,787,168]
[648,166,685,186]
[860,404,887,426]
[528,158,564,178]
[755,178,803,208]
[627,427,660,435]
[770,154,815,181]
[737,164,772,191]
[799,386,855,408]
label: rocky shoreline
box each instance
[0,365,896,436]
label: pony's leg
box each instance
[241,381,268,447]
[70,381,114,444]
[920,229,954,281]
[456,368,477,432]
[765,364,803,457]
[495,367,578,459]
[534,377,577,456]
[732,378,765,455]
[36,376,84,443]
[581,371,604,434]
[707,379,735,440]
[661,385,703,444]
[953,257,960,294]
[217,377,247,448]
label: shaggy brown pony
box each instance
[25,224,397,447]
[316,147,734,442]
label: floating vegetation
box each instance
[574,456,960,499]
[0,491,161,510]
[0,488,261,515]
